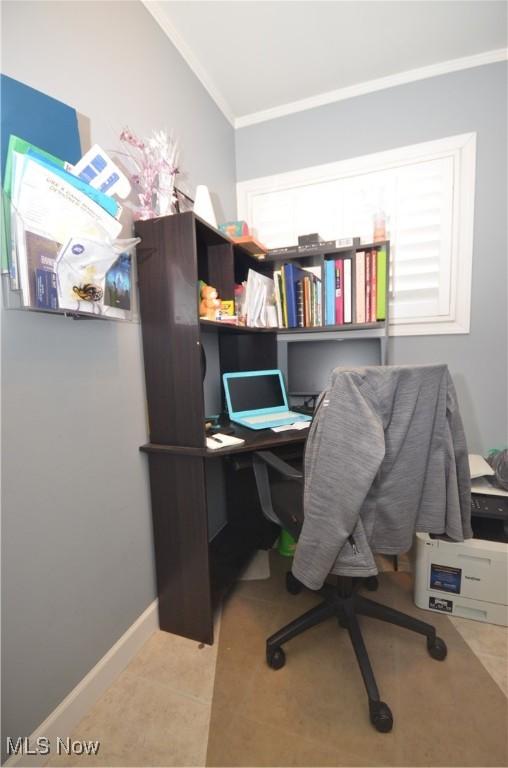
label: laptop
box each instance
[223,369,313,430]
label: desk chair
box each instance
[252,365,471,733]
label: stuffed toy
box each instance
[199,284,221,320]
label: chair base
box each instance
[266,575,447,732]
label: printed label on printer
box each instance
[429,596,453,613]
[430,563,462,594]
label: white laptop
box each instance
[222,369,312,431]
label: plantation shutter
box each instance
[389,157,454,322]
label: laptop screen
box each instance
[226,371,286,413]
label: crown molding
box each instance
[141,0,236,127]
[235,48,508,129]
[139,5,507,134]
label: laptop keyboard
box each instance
[243,412,302,424]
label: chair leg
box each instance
[267,599,337,651]
[343,602,394,732]
[343,602,380,703]
[355,594,436,640]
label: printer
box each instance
[414,455,508,626]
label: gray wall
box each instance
[1,0,236,754]
[236,63,508,453]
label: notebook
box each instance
[223,369,312,431]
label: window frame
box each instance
[237,133,476,336]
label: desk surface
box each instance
[140,422,308,458]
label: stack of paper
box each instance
[244,268,278,328]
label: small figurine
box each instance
[200,284,221,320]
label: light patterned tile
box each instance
[47,672,211,767]
[477,652,508,697]
[126,629,219,703]
[450,616,508,659]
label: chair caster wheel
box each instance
[369,700,393,733]
[427,636,447,661]
[267,646,286,670]
[286,572,303,595]
[364,576,379,592]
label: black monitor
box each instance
[287,339,381,395]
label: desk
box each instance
[140,425,307,645]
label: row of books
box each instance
[274,264,322,328]
[273,248,387,329]
[325,249,387,326]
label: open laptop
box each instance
[223,369,313,430]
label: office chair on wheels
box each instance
[253,365,471,733]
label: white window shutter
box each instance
[238,133,475,336]
[389,157,454,322]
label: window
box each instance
[237,133,476,335]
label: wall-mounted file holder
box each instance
[2,196,139,322]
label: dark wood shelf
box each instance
[140,426,307,458]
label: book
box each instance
[280,268,288,327]
[343,258,352,323]
[296,280,304,327]
[376,248,387,320]
[370,251,377,322]
[302,266,322,326]
[297,240,336,253]
[268,246,298,258]
[273,270,284,327]
[325,259,335,325]
[365,250,371,323]
[335,259,344,325]
[24,230,61,308]
[284,262,311,328]
[355,251,366,323]
[303,277,312,326]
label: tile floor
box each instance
[44,555,507,768]
[46,625,221,767]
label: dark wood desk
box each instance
[140,426,307,645]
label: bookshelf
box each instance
[134,211,389,644]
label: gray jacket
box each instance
[292,365,472,589]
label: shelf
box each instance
[199,319,276,333]
[140,427,308,458]
[231,236,268,258]
[277,323,387,342]
[193,213,267,263]
[200,318,386,340]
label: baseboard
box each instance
[4,600,159,767]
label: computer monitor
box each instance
[287,339,382,396]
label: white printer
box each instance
[414,455,508,626]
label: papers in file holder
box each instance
[4,197,138,321]
[2,132,139,321]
